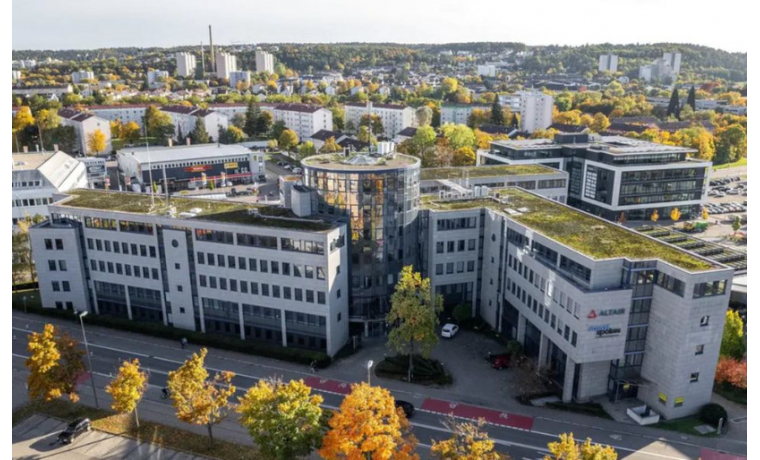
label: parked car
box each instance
[292,167,303,174]
[441,323,459,338]
[277,161,286,166]
[491,354,512,370]
[283,164,293,171]
[58,418,91,445]
[395,400,415,418]
[256,174,267,183]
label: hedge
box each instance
[375,354,453,386]
[12,303,331,368]
[545,401,613,419]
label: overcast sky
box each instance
[12,0,749,52]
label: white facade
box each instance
[663,52,682,74]
[160,106,229,142]
[58,108,114,155]
[519,91,553,133]
[274,104,333,140]
[12,84,73,97]
[215,51,237,79]
[71,70,95,84]
[175,52,197,78]
[477,64,497,77]
[12,151,88,224]
[598,54,619,72]
[344,102,416,136]
[255,48,274,73]
[440,104,490,125]
[12,70,22,82]
[229,71,251,89]
[88,104,150,128]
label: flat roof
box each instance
[491,139,563,150]
[118,144,253,165]
[12,152,56,170]
[55,189,335,232]
[302,153,419,171]
[422,188,715,272]
[420,164,561,181]
[592,136,696,155]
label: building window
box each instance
[700,316,710,327]
[177,285,183,292]
[55,239,64,250]
[690,372,699,383]
[695,345,704,355]
[48,260,57,271]
[52,281,60,292]
[45,239,53,250]
[59,260,67,271]
[435,264,443,275]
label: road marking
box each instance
[409,420,550,453]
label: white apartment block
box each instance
[663,52,682,74]
[12,84,73,97]
[58,108,113,155]
[71,70,95,84]
[88,104,151,128]
[477,64,497,77]
[147,70,170,88]
[274,103,333,140]
[598,54,619,72]
[30,190,350,356]
[229,71,251,89]
[12,151,88,224]
[518,91,553,133]
[255,48,274,73]
[344,102,416,136]
[441,103,490,125]
[160,106,229,142]
[215,51,237,79]
[175,52,197,78]
[12,70,22,82]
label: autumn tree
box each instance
[650,210,659,222]
[415,105,433,127]
[360,114,385,136]
[12,220,36,284]
[702,207,709,221]
[452,146,476,166]
[145,106,175,140]
[440,77,458,95]
[320,136,342,153]
[590,113,611,133]
[167,348,236,445]
[320,382,418,460]
[298,141,317,159]
[670,208,681,222]
[357,125,373,143]
[721,310,745,359]
[714,356,747,390]
[279,129,299,151]
[545,433,617,460]
[219,125,245,144]
[387,266,443,382]
[87,129,107,155]
[190,117,210,144]
[26,324,86,403]
[36,109,61,149]
[440,124,476,151]
[238,378,323,460]
[467,109,491,129]
[121,121,141,143]
[431,417,506,460]
[106,359,148,428]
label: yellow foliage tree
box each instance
[650,210,659,222]
[545,433,617,460]
[121,121,141,143]
[590,113,611,133]
[87,129,107,155]
[452,147,476,166]
[25,324,86,403]
[167,348,236,445]
[320,136,342,153]
[13,106,35,131]
[320,382,419,460]
[670,208,682,222]
[110,120,123,139]
[431,417,506,460]
[702,207,709,221]
[106,359,148,428]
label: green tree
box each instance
[219,125,245,144]
[298,141,317,159]
[360,114,385,136]
[667,87,680,118]
[237,378,324,460]
[145,106,175,140]
[330,106,345,131]
[720,310,745,359]
[441,124,476,150]
[244,100,261,137]
[687,86,697,111]
[714,124,747,164]
[411,125,438,166]
[36,109,61,149]
[278,129,298,151]
[357,125,373,143]
[49,125,77,153]
[386,266,443,382]
[490,100,505,126]
[190,117,210,144]
[270,119,286,140]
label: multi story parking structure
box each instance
[29,190,348,356]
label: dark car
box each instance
[58,418,91,444]
[395,400,415,419]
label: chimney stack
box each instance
[208,25,216,73]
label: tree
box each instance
[36,109,61,149]
[467,109,490,129]
[278,129,299,151]
[12,220,35,284]
[319,136,342,153]
[590,113,611,133]
[415,106,433,127]
[219,126,245,144]
[714,124,747,164]
[411,125,438,167]
[237,378,323,460]
[121,122,141,143]
[440,124,476,151]
[451,304,472,324]
[387,266,443,382]
[145,106,175,140]
[320,382,418,460]
[545,433,617,460]
[360,114,384,136]
[650,210,659,222]
[357,125,373,143]
[441,77,458,95]
[670,208,681,222]
[702,207,709,221]
[298,141,317,159]
[13,106,35,131]
[687,86,697,111]
[666,87,680,118]
[167,348,236,445]
[231,113,246,130]
[714,356,747,390]
[87,129,107,155]
[452,147,476,166]
[106,359,148,428]
[721,310,745,359]
[25,324,86,403]
[190,117,210,144]
[431,417,505,460]
[490,100,505,126]
[270,119,286,140]
[244,100,261,137]
[732,215,742,234]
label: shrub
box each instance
[699,403,728,426]
[375,355,453,386]
[451,304,471,323]
[715,356,747,389]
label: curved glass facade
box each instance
[303,155,420,334]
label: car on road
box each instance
[441,323,459,338]
[395,400,415,418]
[58,418,91,445]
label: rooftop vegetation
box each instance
[420,164,559,181]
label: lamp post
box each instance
[366,360,374,385]
[77,311,99,408]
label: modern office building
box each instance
[598,54,619,72]
[478,133,710,221]
[255,48,275,73]
[12,151,88,224]
[344,101,417,136]
[175,52,198,78]
[301,150,421,336]
[29,190,349,356]
[117,143,264,192]
[215,51,237,79]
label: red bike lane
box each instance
[421,398,534,431]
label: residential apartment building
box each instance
[663,52,682,74]
[58,108,113,155]
[71,70,95,84]
[12,151,88,224]
[175,52,197,78]
[88,104,152,129]
[274,103,333,140]
[160,105,229,142]
[215,51,237,79]
[440,103,490,125]
[598,54,619,72]
[255,48,274,73]
[344,102,416,136]
[147,70,170,88]
[29,190,349,356]
[519,91,554,133]
[12,84,73,98]
[229,71,251,89]
[12,70,22,82]
[477,64,497,77]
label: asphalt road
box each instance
[11,314,744,460]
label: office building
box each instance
[160,105,229,143]
[598,54,619,72]
[229,71,251,90]
[176,52,197,78]
[344,101,416,136]
[519,91,554,133]
[12,151,88,224]
[255,48,274,73]
[215,51,237,79]
[71,70,95,84]
[88,104,152,129]
[29,189,349,356]
[639,52,681,83]
[58,108,113,156]
[117,143,264,192]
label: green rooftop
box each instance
[58,189,334,232]
[420,164,561,181]
[422,188,714,272]
[302,153,419,170]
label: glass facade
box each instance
[303,157,421,333]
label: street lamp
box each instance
[77,311,99,408]
[366,360,374,385]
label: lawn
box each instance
[112,137,165,151]
[713,157,747,170]
[654,415,720,437]
[14,400,259,459]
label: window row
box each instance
[87,238,157,258]
[435,238,477,254]
[90,259,160,280]
[198,274,336,305]
[43,238,64,250]
[13,197,52,207]
[435,260,476,275]
[51,280,71,292]
[508,255,581,320]
[196,252,327,280]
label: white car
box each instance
[441,323,459,338]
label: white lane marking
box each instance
[409,420,550,453]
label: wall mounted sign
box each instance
[588,308,625,319]
[588,324,622,337]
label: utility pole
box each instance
[77,311,99,409]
